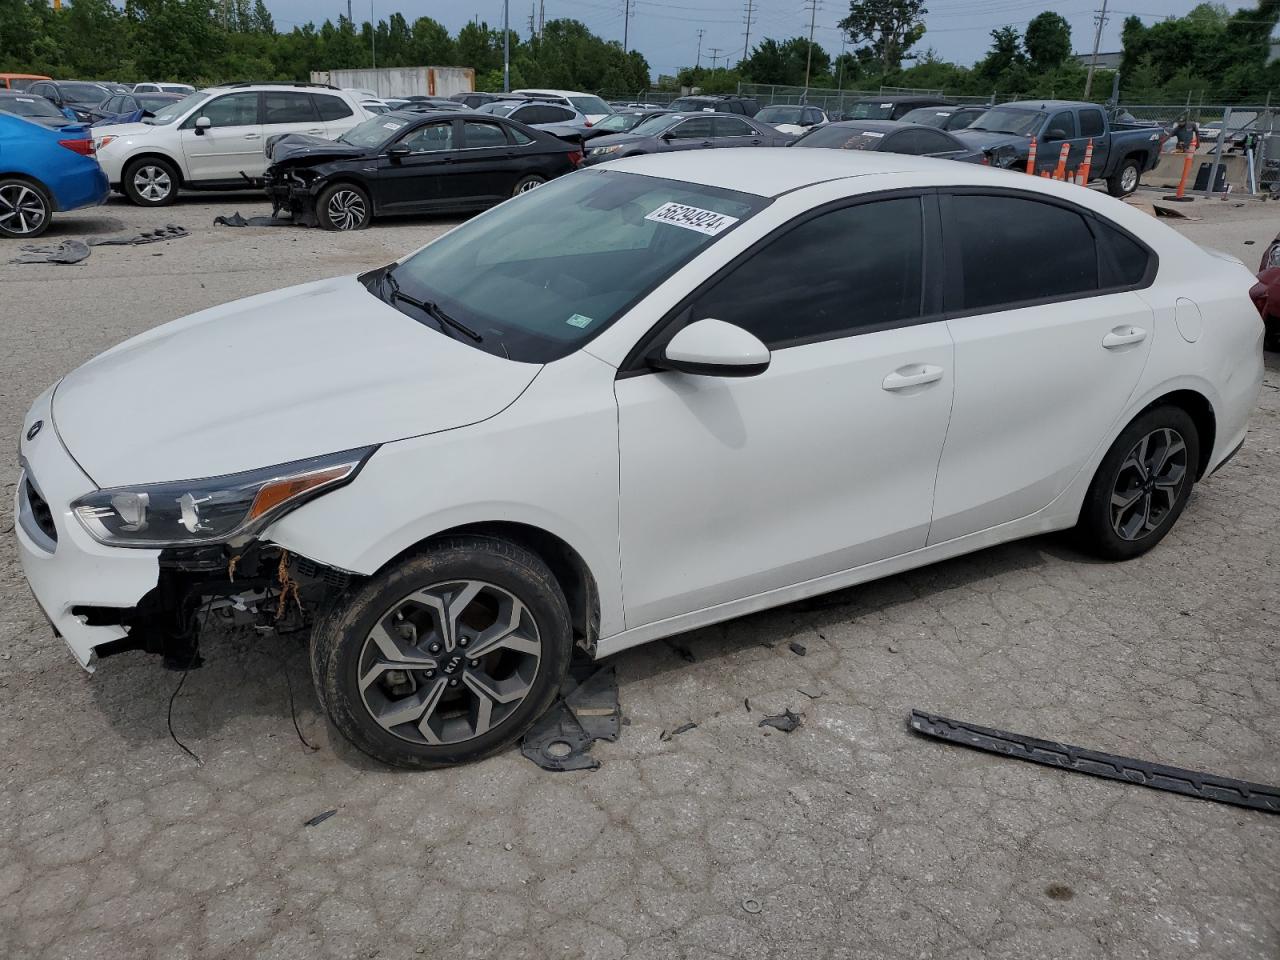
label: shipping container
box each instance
[309,66,475,99]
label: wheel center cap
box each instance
[441,655,463,675]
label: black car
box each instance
[450,92,510,109]
[844,95,954,121]
[24,79,113,122]
[0,90,78,130]
[582,108,672,141]
[582,111,792,165]
[263,110,582,230]
[402,96,467,111]
[666,94,761,117]
[898,104,986,131]
[792,119,987,163]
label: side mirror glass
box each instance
[388,144,411,159]
[655,318,770,378]
[194,115,212,134]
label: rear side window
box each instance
[263,91,317,124]
[886,129,955,155]
[949,194,1097,311]
[313,94,353,121]
[1094,218,1154,287]
[712,115,754,136]
[462,120,507,147]
[690,196,925,347]
[1079,109,1105,138]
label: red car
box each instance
[1249,234,1280,350]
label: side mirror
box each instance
[387,144,411,160]
[654,318,770,378]
[660,131,676,141]
[1044,127,1069,141]
[194,115,211,135]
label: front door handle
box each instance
[306,127,323,134]
[882,364,944,391]
[243,133,261,140]
[1102,326,1148,348]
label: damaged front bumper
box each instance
[263,169,320,227]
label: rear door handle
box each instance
[882,364,944,391]
[306,128,323,134]
[1102,326,1148,348]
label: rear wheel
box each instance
[310,536,573,768]
[512,174,547,196]
[317,182,371,230]
[0,178,51,238]
[1107,158,1142,197]
[123,158,179,206]
[1076,406,1199,560]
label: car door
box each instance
[375,119,458,211]
[928,191,1156,544]
[1039,108,1080,173]
[614,193,955,627]
[662,115,715,152]
[711,114,764,148]
[178,91,264,181]
[447,119,522,202]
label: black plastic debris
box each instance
[520,663,621,772]
[660,722,697,742]
[910,709,1280,815]
[788,641,807,657]
[304,809,337,827]
[758,709,802,733]
[214,211,296,228]
[9,238,91,265]
[89,223,189,245]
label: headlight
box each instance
[72,446,376,548]
[590,145,621,156]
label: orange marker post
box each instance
[1168,135,1199,201]
[1078,138,1094,185]
[1025,137,1038,175]
[1053,142,1071,180]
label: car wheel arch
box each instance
[0,172,57,211]
[1140,388,1216,480]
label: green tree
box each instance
[1024,12,1071,70]
[839,0,927,72]
[251,0,273,35]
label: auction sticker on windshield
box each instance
[645,202,739,236]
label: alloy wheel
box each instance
[0,183,48,235]
[357,580,542,746]
[133,165,172,202]
[326,189,366,229]
[516,178,544,194]
[1120,165,1139,194]
[1110,427,1188,541]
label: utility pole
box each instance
[623,0,631,54]
[1083,0,1109,100]
[503,0,510,92]
[346,0,352,24]
[695,28,705,69]
[370,0,376,69]
[538,0,544,37]
[836,36,846,92]
[529,4,535,37]
[742,0,756,63]
[709,47,723,71]
[802,0,819,102]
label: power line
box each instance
[708,46,724,69]
[802,0,820,101]
[623,0,632,53]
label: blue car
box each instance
[0,113,108,239]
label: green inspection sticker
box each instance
[566,313,594,328]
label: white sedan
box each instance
[15,151,1264,767]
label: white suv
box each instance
[512,88,613,123]
[94,83,371,206]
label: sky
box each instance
[263,0,1255,80]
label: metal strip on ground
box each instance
[910,709,1280,815]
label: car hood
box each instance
[91,120,153,138]
[52,275,540,488]
[587,132,647,149]
[268,133,366,165]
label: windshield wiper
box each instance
[381,267,483,342]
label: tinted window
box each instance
[313,94,353,121]
[1095,219,1153,287]
[713,115,754,137]
[400,122,454,152]
[545,105,574,122]
[950,195,1097,311]
[691,197,925,347]
[886,129,955,155]
[944,111,977,130]
[848,101,895,120]
[1046,110,1077,139]
[60,82,107,102]
[1079,109,1105,138]
[794,125,885,150]
[188,92,260,128]
[28,82,53,98]
[670,117,713,139]
[462,120,507,147]
[263,91,317,124]
[508,127,534,145]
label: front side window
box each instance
[1046,110,1077,139]
[263,91,317,124]
[399,122,454,152]
[461,120,508,147]
[949,194,1097,311]
[690,196,925,348]
[670,117,713,139]
[185,91,259,128]
[386,170,766,362]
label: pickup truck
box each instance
[954,99,1166,196]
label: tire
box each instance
[1265,315,1280,352]
[316,182,372,230]
[512,174,547,196]
[310,536,573,768]
[0,178,52,239]
[1075,405,1200,560]
[1107,158,1142,197]
[122,157,179,206]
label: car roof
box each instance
[854,94,950,104]
[821,119,923,132]
[1000,99,1093,111]
[513,88,596,97]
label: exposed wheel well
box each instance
[123,152,184,187]
[1144,389,1216,479]
[405,522,601,654]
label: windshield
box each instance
[145,91,207,125]
[757,106,805,124]
[630,113,683,136]
[848,101,895,120]
[137,95,178,111]
[479,101,517,116]
[0,95,64,119]
[900,107,951,127]
[595,112,643,132]
[340,115,405,147]
[569,95,611,116]
[969,108,1044,136]
[61,82,109,103]
[794,125,884,150]
[669,98,712,112]
[384,170,767,362]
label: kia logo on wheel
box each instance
[25,420,42,441]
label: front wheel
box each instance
[317,182,372,230]
[1107,158,1142,197]
[512,174,547,196]
[310,536,573,768]
[0,178,52,238]
[1075,406,1199,560]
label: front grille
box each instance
[24,477,58,545]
